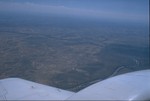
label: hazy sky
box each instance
[0,0,149,23]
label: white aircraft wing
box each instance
[0,78,74,100]
[0,69,150,100]
[68,69,150,100]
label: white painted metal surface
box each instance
[0,69,150,100]
[67,70,150,100]
[0,78,74,100]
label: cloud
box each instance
[0,2,148,22]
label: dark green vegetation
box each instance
[0,14,149,91]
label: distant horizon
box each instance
[0,0,149,24]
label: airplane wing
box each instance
[68,69,150,100]
[0,78,74,100]
[0,69,150,100]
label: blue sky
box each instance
[0,0,149,23]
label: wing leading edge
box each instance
[0,78,74,100]
[68,69,150,100]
